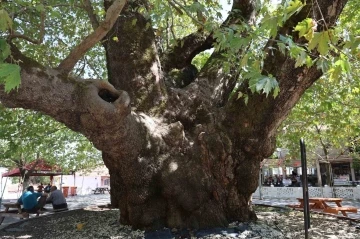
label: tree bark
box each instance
[0,0,348,230]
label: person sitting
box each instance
[46,186,68,210]
[37,183,44,193]
[17,186,46,213]
[44,183,52,193]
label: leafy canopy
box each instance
[0,0,360,165]
[0,105,102,172]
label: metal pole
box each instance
[259,168,263,200]
[300,138,310,239]
[0,176,2,204]
[60,174,63,191]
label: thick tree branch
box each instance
[57,0,127,75]
[161,0,257,73]
[224,0,348,144]
[1,44,143,154]
[176,0,256,106]
[0,66,145,155]
[103,10,165,112]
[161,32,213,71]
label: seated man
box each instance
[37,183,44,193]
[44,183,52,193]
[17,186,46,213]
[46,186,68,210]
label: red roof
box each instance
[2,159,70,177]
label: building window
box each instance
[104,178,110,186]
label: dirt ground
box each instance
[0,206,359,238]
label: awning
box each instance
[1,159,73,177]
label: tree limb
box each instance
[161,0,257,72]
[167,0,183,15]
[0,62,145,155]
[57,0,127,74]
[224,0,348,140]
[1,44,136,152]
[161,32,213,71]
[82,0,100,30]
[170,0,203,26]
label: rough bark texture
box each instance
[0,0,348,231]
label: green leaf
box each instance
[305,56,314,67]
[0,9,13,31]
[240,54,250,67]
[309,31,330,55]
[277,42,287,55]
[244,94,249,105]
[316,58,330,73]
[35,4,45,12]
[248,74,279,97]
[294,18,314,41]
[262,14,278,38]
[336,55,351,73]
[328,65,342,82]
[284,0,305,21]
[308,32,321,51]
[131,18,138,26]
[0,63,21,92]
[317,31,330,55]
[295,51,307,67]
[0,39,11,61]
[273,85,280,98]
[285,0,304,14]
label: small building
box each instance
[261,147,360,187]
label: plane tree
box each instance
[0,0,356,230]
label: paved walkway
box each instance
[252,197,360,220]
[2,195,360,230]
[0,194,110,229]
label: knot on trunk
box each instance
[98,89,119,103]
[94,81,131,115]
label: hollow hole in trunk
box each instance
[98,89,119,103]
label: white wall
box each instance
[53,174,105,195]
[254,186,360,199]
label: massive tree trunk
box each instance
[0,0,347,230]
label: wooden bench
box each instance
[47,208,69,213]
[287,203,315,209]
[92,187,109,194]
[1,195,48,225]
[287,204,301,208]
[0,211,29,219]
[323,206,358,217]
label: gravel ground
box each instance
[0,205,359,238]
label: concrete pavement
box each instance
[2,194,360,229]
[252,197,360,220]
